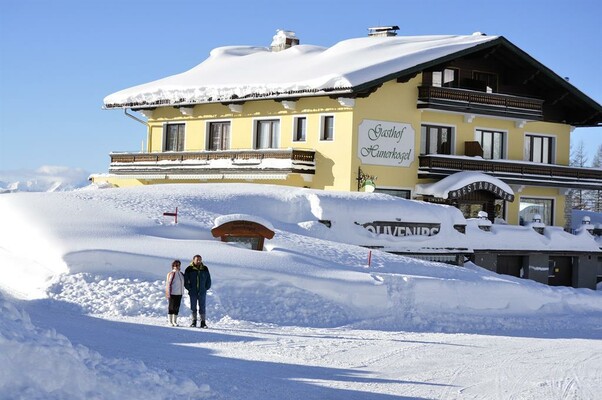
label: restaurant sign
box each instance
[361,221,440,237]
[448,181,515,202]
[358,119,415,167]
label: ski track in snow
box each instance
[22,301,602,400]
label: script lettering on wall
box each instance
[358,119,415,167]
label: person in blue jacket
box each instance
[184,254,212,328]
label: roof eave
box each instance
[349,36,602,127]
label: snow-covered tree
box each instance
[569,141,589,210]
[590,143,602,212]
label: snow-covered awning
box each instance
[415,171,515,202]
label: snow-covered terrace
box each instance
[419,154,602,190]
[106,148,316,180]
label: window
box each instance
[524,134,553,164]
[374,188,411,199]
[293,117,306,142]
[321,115,334,141]
[208,122,230,150]
[476,129,505,159]
[432,68,459,88]
[255,119,280,149]
[420,125,453,155]
[458,202,486,219]
[164,123,185,151]
[519,198,553,226]
[472,71,498,93]
[494,199,506,223]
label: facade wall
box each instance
[574,255,599,290]
[352,77,423,192]
[98,74,573,228]
[527,253,551,284]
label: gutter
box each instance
[124,109,150,153]
[124,108,149,127]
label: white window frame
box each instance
[518,196,555,226]
[163,122,186,152]
[319,114,335,142]
[205,119,232,151]
[292,115,308,143]
[523,132,556,164]
[474,127,508,160]
[253,117,281,149]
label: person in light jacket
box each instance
[165,259,185,326]
[184,254,212,328]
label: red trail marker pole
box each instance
[163,207,178,224]
[368,250,372,267]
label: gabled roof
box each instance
[103,33,602,127]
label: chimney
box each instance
[368,26,399,37]
[271,29,299,52]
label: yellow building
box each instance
[95,27,602,229]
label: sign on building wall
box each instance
[361,221,440,237]
[448,181,515,202]
[358,119,415,167]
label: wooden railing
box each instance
[417,86,544,120]
[109,148,316,176]
[419,155,602,189]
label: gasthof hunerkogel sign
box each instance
[358,119,415,167]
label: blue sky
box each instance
[1,0,600,173]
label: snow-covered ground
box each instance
[1,180,602,399]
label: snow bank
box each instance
[2,183,601,335]
[0,291,208,400]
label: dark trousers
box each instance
[168,295,182,315]
[189,291,207,318]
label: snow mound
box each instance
[0,291,209,399]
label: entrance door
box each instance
[458,202,486,220]
[548,256,573,287]
[456,191,497,222]
[497,256,523,277]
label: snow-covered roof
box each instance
[213,213,275,231]
[103,33,498,108]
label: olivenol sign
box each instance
[358,119,415,167]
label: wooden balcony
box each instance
[419,154,602,190]
[109,148,316,179]
[417,86,544,120]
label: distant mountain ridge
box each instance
[0,166,91,193]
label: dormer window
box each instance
[472,71,498,93]
[432,68,459,88]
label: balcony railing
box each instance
[109,148,316,179]
[417,86,544,120]
[419,154,602,190]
